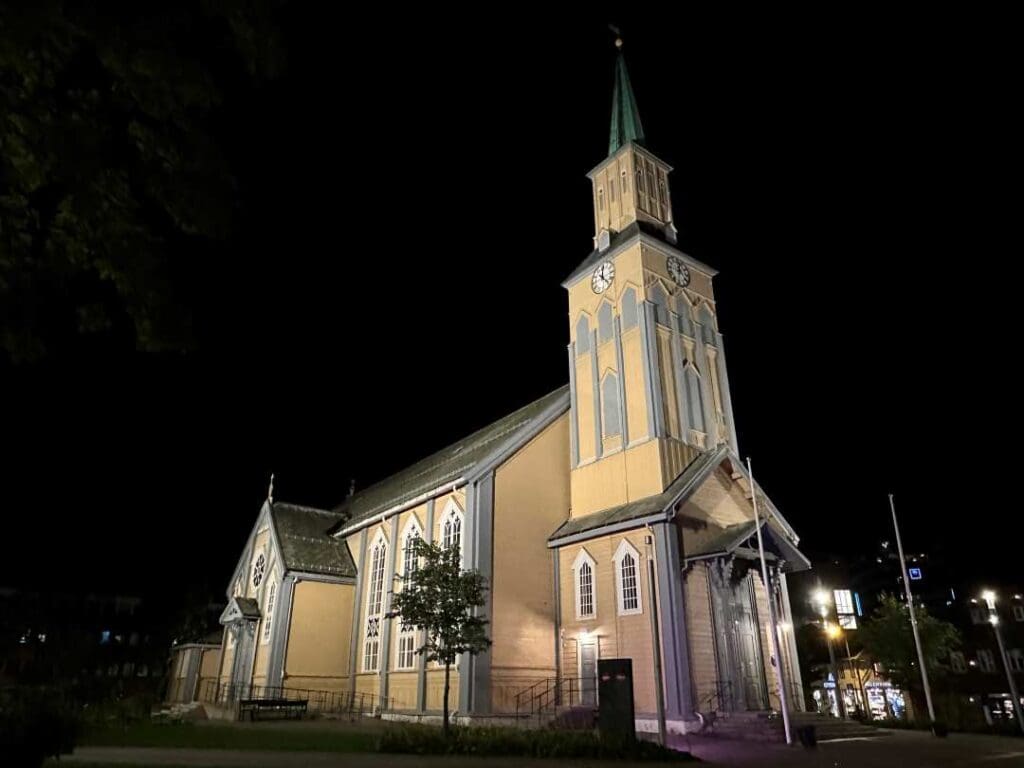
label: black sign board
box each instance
[597,658,635,739]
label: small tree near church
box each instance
[389,538,491,736]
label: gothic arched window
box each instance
[575,315,591,356]
[573,549,597,620]
[602,373,621,437]
[598,302,614,343]
[650,284,670,326]
[614,540,642,615]
[363,533,388,671]
[621,287,638,330]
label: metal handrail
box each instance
[698,679,734,713]
[513,676,589,720]
[197,680,393,719]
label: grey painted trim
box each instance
[562,230,717,290]
[347,528,369,680]
[458,481,477,712]
[714,332,740,454]
[637,301,658,440]
[613,315,630,444]
[567,344,580,467]
[779,571,806,710]
[653,521,693,720]
[417,499,436,712]
[284,570,354,585]
[470,472,495,714]
[553,549,562,686]
[724,450,801,544]
[547,512,670,548]
[267,574,295,686]
[380,516,400,703]
[467,390,570,482]
[184,647,202,701]
[641,302,667,437]
[695,332,719,447]
[590,328,603,459]
[226,501,269,599]
[669,311,691,441]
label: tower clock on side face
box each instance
[667,256,690,288]
[591,261,615,294]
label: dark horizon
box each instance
[2,9,1019,604]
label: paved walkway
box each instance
[58,730,1024,767]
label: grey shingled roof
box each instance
[335,386,570,530]
[234,597,261,619]
[548,446,727,543]
[683,520,760,560]
[270,503,356,578]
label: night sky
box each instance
[2,9,1020,604]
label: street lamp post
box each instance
[982,591,1024,735]
[815,589,846,719]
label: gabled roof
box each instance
[269,503,355,578]
[333,386,570,533]
[549,446,727,544]
[220,596,260,624]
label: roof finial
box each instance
[348,479,356,498]
[267,473,275,504]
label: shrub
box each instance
[377,724,692,761]
[0,689,79,768]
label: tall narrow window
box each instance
[401,521,422,584]
[650,284,670,326]
[614,540,642,615]
[685,365,706,434]
[363,536,387,672]
[573,549,597,620]
[261,580,276,644]
[621,168,628,195]
[621,287,638,330]
[597,187,604,211]
[610,179,617,203]
[597,302,614,343]
[601,373,621,437]
[698,305,717,346]
[575,316,591,356]
[440,500,464,564]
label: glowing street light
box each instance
[980,590,1024,734]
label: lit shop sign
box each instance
[835,589,858,629]
[908,568,922,581]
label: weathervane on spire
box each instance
[267,473,274,504]
[609,23,623,49]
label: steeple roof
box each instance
[608,43,645,156]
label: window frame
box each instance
[573,548,597,621]
[362,531,388,672]
[439,498,465,564]
[261,573,277,645]
[613,540,643,616]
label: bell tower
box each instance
[564,39,739,519]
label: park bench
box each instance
[238,697,308,721]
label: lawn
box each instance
[80,720,379,752]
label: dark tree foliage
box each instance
[0,0,283,362]
[389,538,491,736]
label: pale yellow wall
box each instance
[590,147,672,237]
[684,564,718,710]
[557,531,657,715]
[283,580,353,695]
[218,633,236,687]
[490,414,571,713]
[426,667,460,711]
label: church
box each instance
[201,43,811,734]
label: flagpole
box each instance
[889,493,936,724]
[747,457,792,745]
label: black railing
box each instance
[513,677,589,722]
[197,680,392,719]
[697,679,734,714]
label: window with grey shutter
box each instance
[621,288,638,330]
[698,306,716,346]
[677,301,694,337]
[685,366,706,433]
[598,302,614,343]
[602,374,621,437]
[576,316,590,355]
[650,284,670,326]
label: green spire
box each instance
[608,42,645,156]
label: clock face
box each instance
[667,256,690,288]
[591,261,615,294]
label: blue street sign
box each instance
[908,567,922,581]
